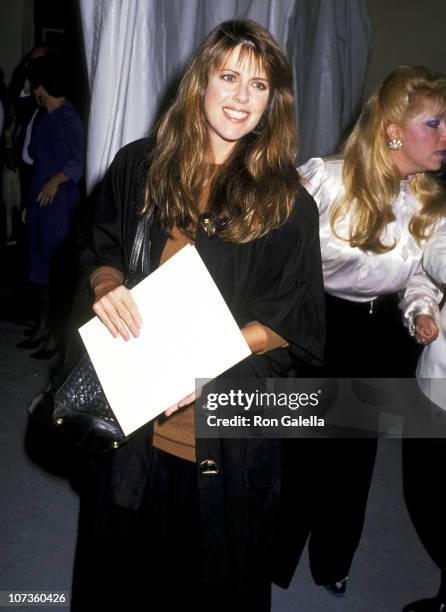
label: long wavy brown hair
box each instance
[331,65,446,253]
[142,19,300,243]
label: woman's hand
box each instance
[414,314,439,345]
[37,171,70,206]
[164,391,197,417]
[37,177,60,206]
[21,208,27,224]
[92,283,142,341]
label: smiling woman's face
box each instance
[204,45,270,163]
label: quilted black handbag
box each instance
[52,353,127,452]
[30,210,153,453]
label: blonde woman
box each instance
[276,66,446,597]
[72,20,324,612]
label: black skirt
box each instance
[71,447,271,612]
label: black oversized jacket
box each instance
[79,138,325,586]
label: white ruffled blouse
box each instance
[299,157,444,331]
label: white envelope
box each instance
[79,245,251,435]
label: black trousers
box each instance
[273,436,377,586]
[71,448,271,612]
[273,293,420,587]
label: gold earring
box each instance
[388,138,403,150]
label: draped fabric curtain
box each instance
[79,0,371,193]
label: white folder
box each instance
[79,245,251,435]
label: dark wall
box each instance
[365,0,446,96]
[34,0,89,122]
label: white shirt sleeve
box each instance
[400,263,442,335]
[423,228,446,284]
[400,227,446,334]
[299,157,343,217]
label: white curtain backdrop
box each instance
[79,0,371,193]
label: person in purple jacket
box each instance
[18,53,83,358]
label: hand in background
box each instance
[37,177,60,206]
[414,314,439,345]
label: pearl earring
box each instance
[388,138,403,151]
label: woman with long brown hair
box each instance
[71,19,324,611]
[275,65,446,599]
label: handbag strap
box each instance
[126,206,154,287]
[125,155,155,285]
